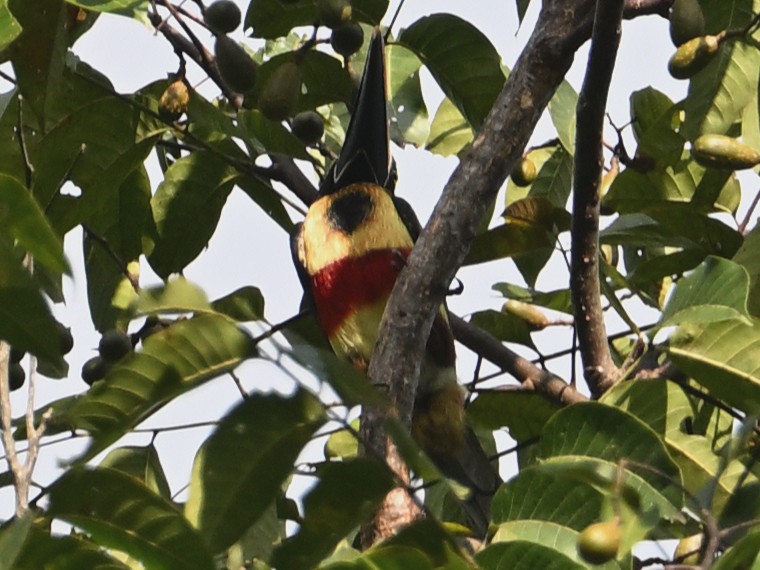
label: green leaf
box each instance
[733,224,760,317]
[476,541,585,570]
[629,87,684,166]
[425,97,472,157]
[659,256,751,328]
[668,318,760,415]
[15,526,131,570]
[0,1,21,54]
[711,530,760,570]
[602,380,741,511]
[65,0,148,19]
[47,466,215,570]
[539,402,684,514]
[7,0,67,132]
[516,0,532,23]
[238,110,311,160]
[225,500,283,568]
[185,389,326,554]
[131,277,211,316]
[492,283,572,314]
[527,145,574,208]
[387,44,429,147]
[464,223,554,266]
[245,0,387,39]
[0,511,33,569]
[211,286,265,321]
[548,79,578,155]
[0,173,68,274]
[236,175,295,233]
[469,310,536,350]
[324,418,359,459]
[272,458,395,570]
[468,388,560,442]
[603,154,740,215]
[681,0,759,138]
[148,151,238,278]
[67,314,255,460]
[492,465,602,530]
[0,237,63,362]
[322,545,435,570]
[399,14,505,130]
[99,444,172,499]
[493,521,623,570]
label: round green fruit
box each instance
[317,0,351,29]
[330,22,364,57]
[510,157,537,187]
[204,0,241,35]
[259,61,302,122]
[81,356,110,386]
[578,520,621,565]
[291,111,324,145]
[215,35,258,94]
[9,362,25,391]
[670,0,705,47]
[98,330,133,362]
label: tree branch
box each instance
[570,0,624,398]
[622,0,672,19]
[362,0,600,543]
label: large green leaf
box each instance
[14,526,130,570]
[629,87,684,167]
[387,44,429,147]
[469,309,536,349]
[67,314,255,459]
[492,282,572,314]
[99,444,172,499]
[468,388,560,444]
[0,1,21,54]
[681,0,759,138]
[271,458,395,570]
[538,403,684,514]
[0,237,64,361]
[527,145,573,208]
[602,380,744,511]
[668,318,760,415]
[547,79,578,155]
[659,256,751,328]
[131,277,211,317]
[493,520,623,570]
[0,512,33,569]
[398,14,505,130]
[7,0,67,131]
[148,151,238,278]
[476,541,585,570]
[711,530,760,570]
[603,154,740,215]
[492,466,603,530]
[211,285,265,322]
[245,0,387,39]
[47,467,215,570]
[65,0,148,19]
[425,97,472,157]
[238,110,311,160]
[733,224,760,316]
[0,173,68,274]
[322,545,435,570]
[185,389,326,554]
[464,223,555,266]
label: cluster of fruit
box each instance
[6,323,74,392]
[667,0,724,79]
[203,0,364,146]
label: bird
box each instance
[290,29,501,537]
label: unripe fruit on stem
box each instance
[9,362,25,391]
[668,34,720,79]
[98,330,133,362]
[291,111,324,145]
[159,80,190,121]
[81,356,110,386]
[503,300,550,331]
[578,519,621,565]
[259,61,301,122]
[215,36,258,94]
[510,157,537,186]
[317,0,351,28]
[56,322,74,355]
[692,134,760,170]
[670,0,705,47]
[204,0,241,35]
[331,22,364,57]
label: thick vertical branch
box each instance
[361,0,599,543]
[570,0,625,398]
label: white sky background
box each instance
[0,1,699,553]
